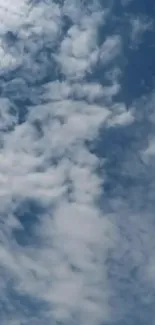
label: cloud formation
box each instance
[0,0,154,325]
[0,1,123,324]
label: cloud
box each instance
[129,15,152,46]
[2,0,155,325]
[100,35,122,67]
[0,0,28,25]
[107,105,134,127]
[0,1,123,325]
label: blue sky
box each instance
[0,0,155,324]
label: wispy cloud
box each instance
[100,35,122,67]
[1,0,155,325]
[0,1,123,324]
[129,15,152,47]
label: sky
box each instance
[0,0,155,324]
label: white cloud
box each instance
[56,10,104,79]
[0,0,28,22]
[107,109,134,127]
[0,0,137,325]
